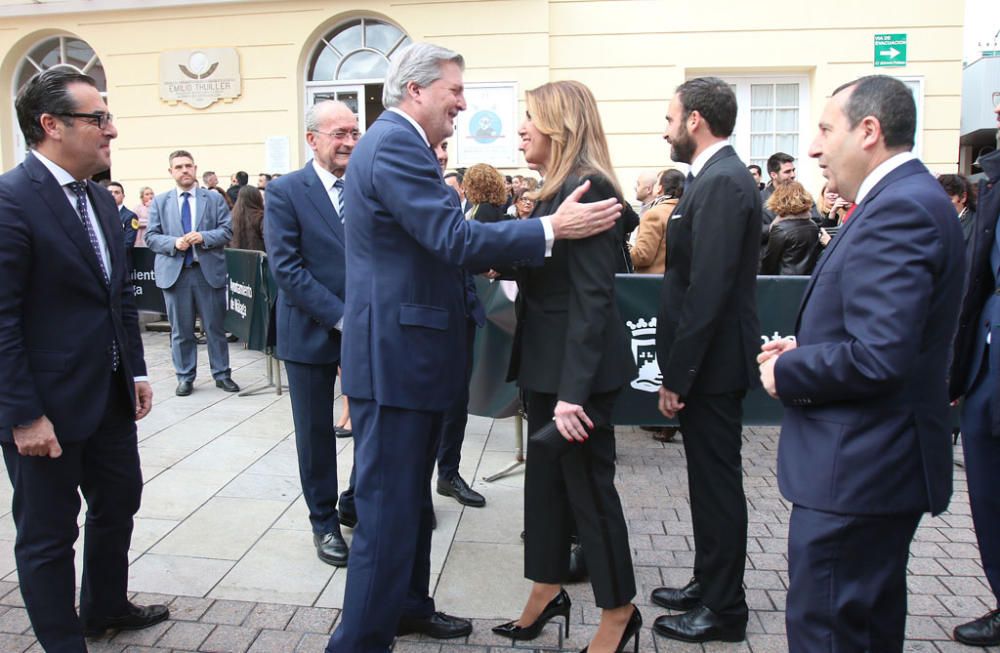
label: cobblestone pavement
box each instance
[0,333,996,652]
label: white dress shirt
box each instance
[311,159,345,217]
[854,152,920,205]
[689,140,730,178]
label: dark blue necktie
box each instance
[180,191,194,267]
[686,172,695,188]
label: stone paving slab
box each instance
[1,333,998,652]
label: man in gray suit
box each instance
[146,150,239,396]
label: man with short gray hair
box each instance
[265,100,357,569]
[329,42,624,652]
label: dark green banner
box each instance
[129,248,166,313]
[611,274,806,425]
[467,274,810,425]
[224,249,267,349]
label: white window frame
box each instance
[893,75,924,159]
[711,74,811,171]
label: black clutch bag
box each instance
[528,420,577,458]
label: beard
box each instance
[669,124,696,164]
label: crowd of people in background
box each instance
[3,42,999,653]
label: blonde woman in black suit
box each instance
[491,80,641,653]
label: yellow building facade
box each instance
[0,0,965,200]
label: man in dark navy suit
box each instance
[949,98,1000,647]
[265,100,356,568]
[759,75,965,652]
[0,69,167,652]
[327,42,624,653]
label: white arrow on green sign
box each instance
[874,33,907,67]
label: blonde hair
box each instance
[463,163,508,205]
[766,181,814,217]
[525,80,620,201]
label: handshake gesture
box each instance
[174,231,204,252]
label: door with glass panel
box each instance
[307,86,366,127]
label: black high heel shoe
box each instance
[492,588,571,640]
[580,605,642,653]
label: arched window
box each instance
[308,18,410,83]
[15,36,107,94]
[304,18,409,131]
[11,35,107,166]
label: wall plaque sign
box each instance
[160,48,241,109]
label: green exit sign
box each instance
[875,33,907,67]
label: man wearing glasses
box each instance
[0,69,167,651]
[264,100,359,567]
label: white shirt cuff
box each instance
[539,215,555,257]
[134,376,149,382]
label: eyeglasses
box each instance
[312,129,362,140]
[518,198,536,204]
[53,112,114,129]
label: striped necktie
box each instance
[67,181,110,285]
[333,177,345,222]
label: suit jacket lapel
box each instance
[25,156,110,288]
[303,164,345,245]
[92,188,120,289]
[195,188,208,230]
[793,206,864,332]
[162,190,182,235]
[793,160,926,331]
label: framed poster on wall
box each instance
[453,82,519,168]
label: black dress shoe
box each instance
[397,611,472,639]
[493,588,571,640]
[83,602,170,638]
[954,609,1000,646]
[652,604,746,643]
[313,531,349,567]
[651,577,702,611]
[338,510,358,529]
[653,427,680,442]
[335,426,352,438]
[175,380,193,396]
[215,377,240,392]
[436,474,486,507]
